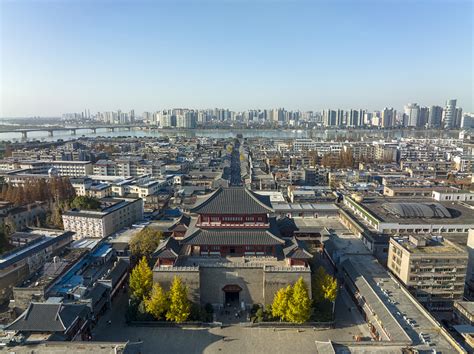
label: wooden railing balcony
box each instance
[197,222,269,228]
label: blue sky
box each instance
[1,0,472,116]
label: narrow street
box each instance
[229,139,243,186]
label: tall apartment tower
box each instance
[404,103,420,127]
[381,108,396,128]
[443,99,457,128]
[323,109,337,126]
[418,107,429,127]
[428,106,443,128]
[336,109,345,126]
[348,109,359,127]
[455,107,463,128]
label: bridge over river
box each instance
[0,123,146,138]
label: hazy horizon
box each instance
[1,0,473,117]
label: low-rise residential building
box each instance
[48,160,93,177]
[62,197,143,239]
[0,201,47,231]
[70,177,112,198]
[0,229,74,303]
[432,189,474,202]
[388,235,468,311]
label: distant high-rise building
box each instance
[142,112,152,121]
[455,107,463,128]
[348,109,359,127]
[443,99,457,128]
[323,109,337,126]
[404,103,420,127]
[363,112,373,126]
[461,113,474,129]
[428,106,443,128]
[418,107,429,127]
[159,111,173,127]
[336,109,344,126]
[381,108,396,128]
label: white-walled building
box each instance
[62,197,143,239]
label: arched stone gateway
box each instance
[223,284,242,304]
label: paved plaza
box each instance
[92,288,371,354]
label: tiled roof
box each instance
[283,237,313,259]
[168,214,191,231]
[153,237,181,258]
[190,187,273,214]
[104,259,129,286]
[5,302,88,332]
[182,229,284,246]
[86,283,109,305]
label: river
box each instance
[0,127,461,143]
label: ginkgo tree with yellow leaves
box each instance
[271,285,293,321]
[271,277,311,324]
[312,266,338,304]
[166,276,191,323]
[128,262,192,322]
[144,283,169,320]
[129,256,153,301]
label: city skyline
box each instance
[1,0,473,117]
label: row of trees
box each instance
[0,177,76,206]
[269,267,338,324]
[271,277,312,324]
[320,150,355,169]
[129,257,191,322]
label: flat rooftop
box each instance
[16,248,88,289]
[456,301,474,316]
[273,203,338,211]
[326,231,461,352]
[392,236,467,255]
[0,229,72,269]
[175,255,291,268]
[63,197,139,218]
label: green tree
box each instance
[145,283,169,320]
[48,203,64,229]
[130,227,163,260]
[4,216,17,235]
[287,277,312,324]
[312,266,338,303]
[271,285,293,321]
[129,256,153,301]
[166,276,191,323]
[70,196,101,210]
[0,224,10,254]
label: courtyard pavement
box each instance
[91,288,371,354]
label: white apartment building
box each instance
[47,161,92,177]
[432,189,474,202]
[0,160,92,177]
[62,197,143,239]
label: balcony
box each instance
[197,222,269,228]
